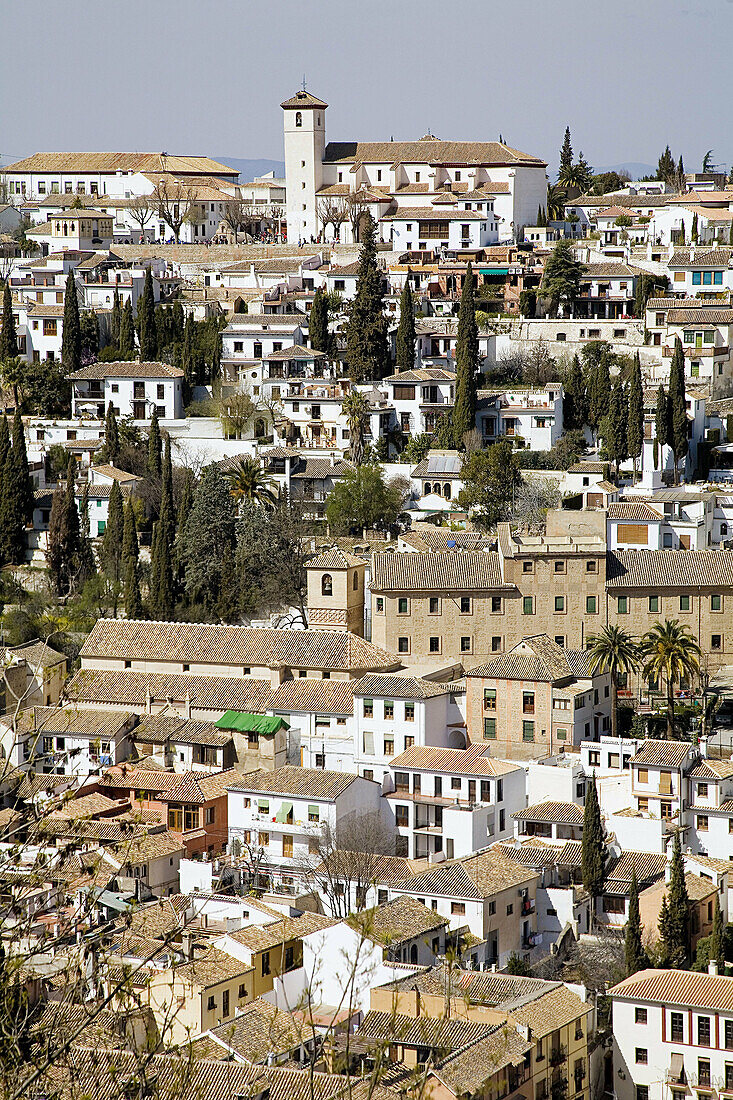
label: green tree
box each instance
[453,263,479,445]
[559,126,573,176]
[12,409,34,524]
[627,353,644,481]
[657,145,676,184]
[668,337,688,484]
[309,287,330,354]
[122,500,139,574]
[236,499,309,627]
[541,241,585,315]
[105,401,120,462]
[216,544,238,623]
[0,282,18,360]
[341,389,371,466]
[711,894,725,973]
[110,289,121,346]
[457,440,521,530]
[0,447,25,566]
[581,774,606,904]
[137,267,157,361]
[225,457,278,508]
[563,355,588,430]
[659,831,690,968]
[325,465,408,536]
[101,479,125,584]
[61,271,81,373]
[655,384,668,459]
[120,298,135,356]
[395,282,416,372]
[146,406,162,478]
[588,626,640,739]
[586,355,611,437]
[625,867,648,976]
[79,310,99,363]
[691,212,698,243]
[641,618,702,736]
[181,463,237,614]
[400,434,432,465]
[46,459,90,595]
[344,212,389,382]
[602,378,628,476]
[149,517,175,620]
[124,553,144,619]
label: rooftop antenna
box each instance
[301,74,307,92]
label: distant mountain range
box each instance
[216,157,285,182]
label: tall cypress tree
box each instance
[110,290,121,347]
[105,401,120,462]
[564,355,588,430]
[669,336,688,483]
[120,299,135,356]
[587,357,611,438]
[122,500,139,573]
[217,544,238,623]
[344,212,389,382]
[711,894,725,973]
[606,379,628,476]
[560,127,573,175]
[627,353,644,481]
[309,287,329,353]
[625,867,648,976]
[12,409,34,524]
[0,282,18,360]
[453,263,479,445]
[659,831,690,968]
[61,271,81,373]
[101,479,125,581]
[655,385,668,449]
[124,554,144,620]
[0,448,25,565]
[137,267,157,361]
[0,415,9,477]
[147,407,162,478]
[691,212,699,243]
[154,520,175,619]
[396,282,416,373]
[581,775,606,903]
[46,459,86,594]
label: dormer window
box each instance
[295,112,302,128]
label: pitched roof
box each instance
[347,896,447,945]
[669,247,732,268]
[352,674,454,700]
[14,706,134,739]
[610,968,733,1011]
[68,361,184,380]
[206,997,314,1062]
[395,846,538,901]
[606,550,733,589]
[689,758,733,779]
[371,551,508,592]
[467,635,592,682]
[133,714,232,748]
[631,739,693,766]
[510,984,588,1039]
[7,639,67,669]
[80,619,398,672]
[607,501,663,521]
[358,1009,492,1050]
[513,801,584,825]
[99,766,250,804]
[306,548,365,570]
[280,90,329,109]
[323,139,545,168]
[227,764,359,800]
[2,152,237,175]
[433,1025,532,1094]
[266,679,355,715]
[389,743,520,777]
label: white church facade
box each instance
[281,88,548,247]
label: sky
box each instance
[2,0,732,177]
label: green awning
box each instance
[215,711,290,734]
[257,799,270,812]
[478,267,509,275]
[308,804,320,819]
[275,801,293,823]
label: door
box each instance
[283,834,293,858]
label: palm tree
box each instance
[341,389,371,466]
[225,457,278,508]
[641,619,702,737]
[546,183,566,222]
[588,626,640,739]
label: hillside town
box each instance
[4,56,733,1100]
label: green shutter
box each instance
[274,801,293,823]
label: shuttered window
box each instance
[622,524,648,544]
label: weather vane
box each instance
[301,74,307,92]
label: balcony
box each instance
[549,1046,567,1068]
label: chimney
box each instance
[181,931,194,960]
[709,960,719,976]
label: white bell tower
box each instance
[281,87,327,244]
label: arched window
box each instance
[254,419,265,438]
[321,573,332,596]
[353,571,358,591]
[295,112,302,128]
[443,483,451,499]
[410,944,418,963]
[424,483,431,496]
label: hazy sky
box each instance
[3,0,732,176]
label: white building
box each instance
[478,385,565,449]
[281,88,548,244]
[68,361,184,420]
[27,210,114,254]
[1,706,136,777]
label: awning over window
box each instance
[275,801,293,823]
[257,799,269,812]
[308,805,320,818]
[669,1054,684,1083]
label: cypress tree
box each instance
[0,414,9,475]
[669,336,688,482]
[0,282,18,360]
[110,290,121,346]
[560,126,573,175]
[137,267,157,361]
[124,554,143,620]
[607,379,628,476]
[120,299,135,356]
[395,282,416,373]
[581,775,606,903]
[587,356,611,437]
[711,894,725,973]
[625,867,648,976]
[344,212,389,382]
[216,544,238,623]
[122,501,139,572]
[46,487,68,594]
[655,385,668,449]
[180,464,236,614]
[627,353,644,481]
[0,448,25,565]
[453,262,479,445]
[691,212,698,243]
[61,271,81,373]
[564,355,588,430]
[105,401,120,462]
[12,409,34,523]
[46,459,86,594]
[171,299,184,342]
[181,313,196,398]
[309,287,329,353]
[101,479,124,580]
[657,146,675,184]
[147,407,162,478]
[659,831,690,968]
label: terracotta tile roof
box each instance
[174,945,253,988]
[2,151,237,175]
[689,758,733,779]
[385,366,456,383]
[513,801,584,825]
[100,766,250,805]
[207,997,315,1062]
[55,792,124,819]
[389,743,520,777]
[67,668,274,712]
[607,550,733,589]
[610,968,733,1011]
[669,247,732,268]
[683,872,718,901]
[579,263,641,278]
[468,635,591,682]
[14,705,135,740]
[80,619,398,672]
[7,640,66,669]
[281,90,328,109]
[358,1009,492,1050]
[434,1025,532,1094]
[608,501,663,521]
[352,674,454,700]
[307,548,365,570]
[89,465,142,482]
[267,344,326,360]
[668,306,733,324]
[348,896,447,946]
[382,207,486,222]
[631,739,695,767]
[371,551,507,592]
[68,361,184,380]
[228,764,359,800]
[604,851,667,891]
[133,714,232,748]
[121,830,185,863]
[510,984,588,1038]
[396,846,538,901]
[267,679,355,715]
[324,139,545,168]
[290,457,354,479]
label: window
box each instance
[586,560,597,573]
[363,698,373,718]
[635,1049,648,1065]
[523,692,535,714]
[488,900,496,915]
[429,596,440,614]
[484,718,496,738]
[698,783,709,798]
[460,596,471,614]
[384,738,394,756]
[451,777,461,791]
[712,594,722,611]
[262,951,271,976]
[680,595,690,611]
[637,768,648,783]
[617,596,628,614]
[506,903,513,915]
[699,1060,711,1087]
[635,1007,647,1024]
[398,597,408,614]
[460,636,472,652]
[555,596,565,612]
[586,596,597,613]
[725,1020,733,1049]
[395,805,409,827]
[362,731,374,755]
[321,573,332,596]
[589,750,600,766]
[238,982,247,999]
[451,902,465,915]
[697,815,709,831]
[484,688,497,710]
[492,636,502,652]
[384,700,394,720]
[405,735,414,748]
[649,596,659,613]
[523,596,534,615]
[375,597,384,613]
[398,637,410,654]
[522,721,535,742]
[43,319,57,336]
[405,702,415,721]
[523,561,534,573]
[712,634,722,651]
[698,1016,711,1046]
[671,1012,684,1042]
[429,637,440,653]
[207,995,215,1011]
[636,1089,649,1100]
